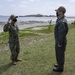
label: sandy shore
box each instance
[0,20,74,33]
[0,21,50,33]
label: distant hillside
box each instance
[0,14,75,18]
[19,14,56,17]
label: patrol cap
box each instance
[10,14,18,20]
[55,6,66,14]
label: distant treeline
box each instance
[0,14,75,18]
[19,14,56,17]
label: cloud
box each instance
[21,1,28,4]
[29,0,35,2]
[35,0,40,1]
[0,0,75,16]
[69,0,75,2]
[7,0,14,2]
[11,4,16,7]
[0,5,3,7]
[11,4,27,8]
[29,0,40,2]
[19,4,27,8]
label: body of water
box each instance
[0,16,75,33]
[0,16,75,22]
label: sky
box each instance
[0,0,75,16]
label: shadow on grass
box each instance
[0,63,13,74]
[47,71,62,75]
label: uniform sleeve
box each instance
[58,22,67,45]
[16,25,19,32]
[3,23,10,32]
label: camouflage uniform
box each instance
[3,23,20,61]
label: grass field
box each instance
[0,24,75,75]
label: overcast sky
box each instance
[0,0,75,16]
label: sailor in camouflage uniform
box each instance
[3,15,21,65]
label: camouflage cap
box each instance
[55,6,66,14]
[10,14,18,20]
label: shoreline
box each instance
[0,21,52,33]
[0,20,74,33]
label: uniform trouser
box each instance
[55,42,66,69]
[9,42,20,61]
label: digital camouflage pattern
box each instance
[3,23,20,61]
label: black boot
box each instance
[54,64,58,67]
[11,61,16,65]
[15,59,22,62]
[53,67,63,72]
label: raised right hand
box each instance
[7,18,12,23]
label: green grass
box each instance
[0,32,8,46]
[20,25,54,34]
[19,31,39,37]
[0,25,54,46]
[0,24,75,75]
[32,25,54,34]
